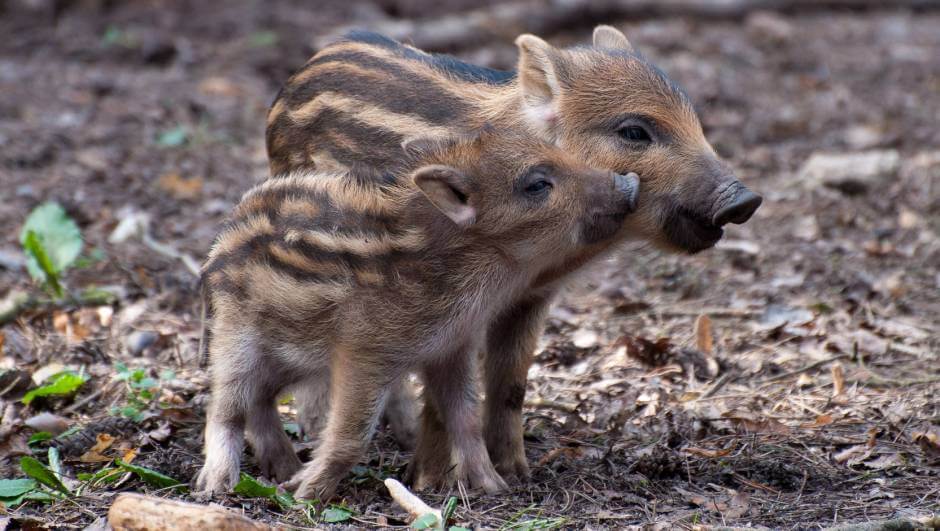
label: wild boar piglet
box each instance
[194,127,640,499]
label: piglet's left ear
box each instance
[412,165,476,227]
[592,25,634,52]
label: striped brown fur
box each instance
[196,125,640,500]
[250,25,762,494]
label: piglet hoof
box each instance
[493,453,530,485]
[294,477,338,502]
[458,458,509,495]
[257,451,302,484]
[194,464,238,496]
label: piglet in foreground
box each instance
[194,128,639,500]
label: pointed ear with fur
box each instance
[592,25,634,52]
[412,165,476,227]
[514,34,562,133]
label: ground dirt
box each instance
[0,0,938,529]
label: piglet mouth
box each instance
[667,207,724,253]
[581,211,629,244]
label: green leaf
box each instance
[156,126,188,148]
[22,372,87,405]
[78,466,122,486]
[159,369,175,381]
[233,473,294,509]
[441,496,458,524]
[322,506,353,523]
[249,31,278,48]
[19,202,83,294]
[449,527,471,531]
[55,425,82,440]
[411,513,439,529]
[22,230,62,296]
[27,432,53,445]
[116,459,186,492]
[19,456,69,494]
[48,447,63,478]
[233,472,276,498]
[0,479,37,498]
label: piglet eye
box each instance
[618,125,652,143]
[525,179,552,195]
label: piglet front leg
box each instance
[414,351,508,494]
[287,353,399,501]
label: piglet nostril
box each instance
[614,172,640,212]
[712,189,763,226]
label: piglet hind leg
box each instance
[405,394,453,491]
[245,391,302,483]
[483,293,553,483]
[419,352,508,494]
[288,353,399,501]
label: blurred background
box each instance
[0,0,938,528]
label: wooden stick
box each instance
[384,478,442,527]
[108,493,272,531]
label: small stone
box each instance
[126,330,159,356]
[844,124,883,150]
[799,150,900,195]
[746,11,794,43]
[25,412,70,435]
[0,248,25,271]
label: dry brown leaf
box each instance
[695,314,713,354]
[833,444,873,464]
[617,334,673,367]
[158,172,204,200]
[801,414,835,429]
[912,429,940,458]
[682,446,733,458]
[123,447,138,463]
[723,411,792,435]
[52,311,70,336]
[80,433,116,463]
[725,490,750,519]
[831,363,845,397]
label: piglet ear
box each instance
[592,25,634,52]
[412,165,476,227]
[515,34,562,137]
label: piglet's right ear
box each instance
[515,34,561,136]
[412,165,476,227]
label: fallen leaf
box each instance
[80,433,115,463]
[617,334,672,367]
[723,411,792,435]
[831,363,845,397]
[912,428,940,459]
[833,444,873,465]
[694,314,713,354]
[158,172,203,200]
[801,414,834,429]
[682,446,733,458]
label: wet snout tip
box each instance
[713,188,762,226]
[614,172,640,212]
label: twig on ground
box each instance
[0,289,118,325]
[384,478,442,527]
[107,493,271,530]
[525,397,579,414]
[822,515,940,531]
[758,354,852,384]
